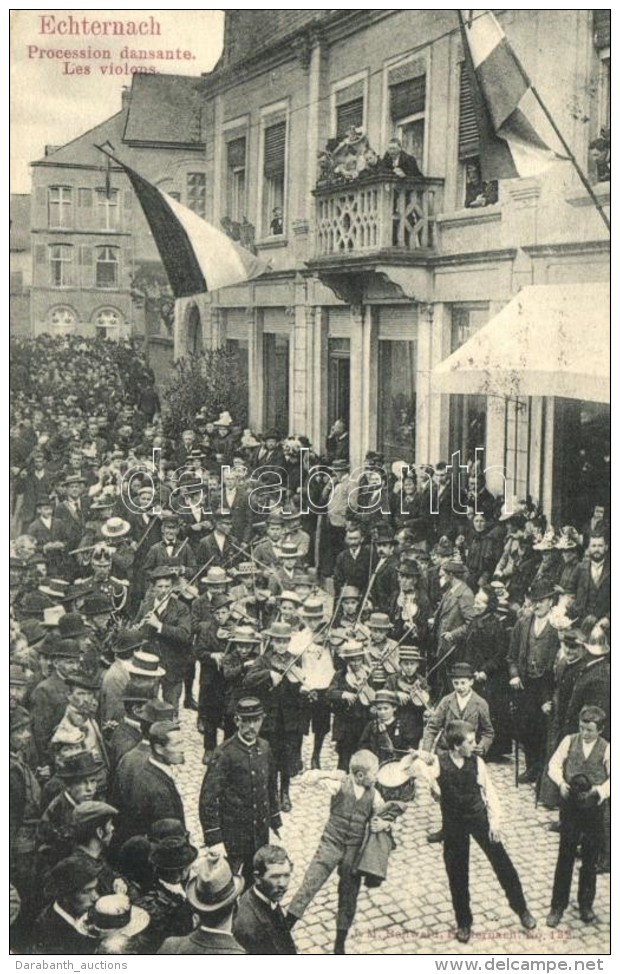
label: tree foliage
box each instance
[161,347,249,440]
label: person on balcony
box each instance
[381,137,423,179]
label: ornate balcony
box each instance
[308,173,443,303]
[313,173,443,259]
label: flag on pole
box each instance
[459,10,565,180]
[97,149,269,298]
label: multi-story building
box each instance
[173,9,609,523]
[29,74,209,378]
[10,194,32,335]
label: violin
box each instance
[270,652,306,685]
[407,678,431,708]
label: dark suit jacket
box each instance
[221,485,253,543]
[27,515,53,549]
[158,928,245,954]
[30,672,69,762]
[333,546,372,597]
[34,903,100,954]
[422,690,494,753]
[507,612,560,686]
[199,734,281,857]
[137,594,192,682]
[107,719,141,769]
[564,657,610,739]
[196,533,238,570]
[381,149,424,179]
[116,756,185,843]
[574,558,611,621]
[233,888,297,954]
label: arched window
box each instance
[47,306,77,335]
[95,246,119,288]
[94,307,122,340]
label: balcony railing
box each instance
[313,173,443,259]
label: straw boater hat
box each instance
[101,517,131,539]
[201,567,232,587]
[265,620,293,640]
[584,627,610,657]
[87,894,150,938]
[339,639,365,660]
[278,590,303,605]
[126,651,166,678]
[298,597,323,618]
[367,612,392,630]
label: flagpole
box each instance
[528,86,610,233]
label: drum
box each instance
[376,757,416,803]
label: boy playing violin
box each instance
[385,644,430,748]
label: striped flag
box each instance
[102,151,269,298]
[459,10,565,180]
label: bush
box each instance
[161,348,249,440]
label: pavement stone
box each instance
[172,706,610,955]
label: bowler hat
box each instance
[266,621,292,640]
[528,579,557,602]
[35,495,54,508]
[442,560,467,576]
[368,612,392,630]
[81,594,113,617]
[57,750,105,780]
[150,835,198,870]
[449,662,474,679]
[52,637,82,661]
[149,818,190,843]
[235,697,265,719]
[136,698,175,724]
[20,619,47,646]
[65,668,102,691]
[113,629,146,657]
[58,613,90,639]
[186,852,244,912]
[264,428,281,440]
[210,593,233,611]
[341,585,360,600]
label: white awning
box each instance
[433,283,610,404]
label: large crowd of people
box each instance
[10,335,610,954]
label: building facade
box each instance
[10,194,32,335]
[29,74,210,380]
[173,9,609,523]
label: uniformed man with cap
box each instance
[199,697,282,889]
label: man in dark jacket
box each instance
[138,567,192,714]
[508,580,560,782]
[574,532,611,623]
[233,844,297,954]
[381,137,424,178]
[333,524,372,597]
[33,855,102,953]
[199,697,282,889]
[115,721,186,845]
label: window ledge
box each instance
[255,236,288,250]
[436,205,502,229]
[565,181,610,208]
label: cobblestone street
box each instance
[173,709,610,956]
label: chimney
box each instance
[121,86,131,111]
[44,145,60,156]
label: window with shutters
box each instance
[458,64,498,209]
[186,173,206,217]
[95,246,119,288]
[95,188,120,230]
[261,119,286,235]
[49,244,73,287]
[48,186,73,228]
[333,75,366,140]
[387,59,426,166]
[226,136,247,222]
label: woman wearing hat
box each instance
[459,585,512,760]
[244,621,305,811]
